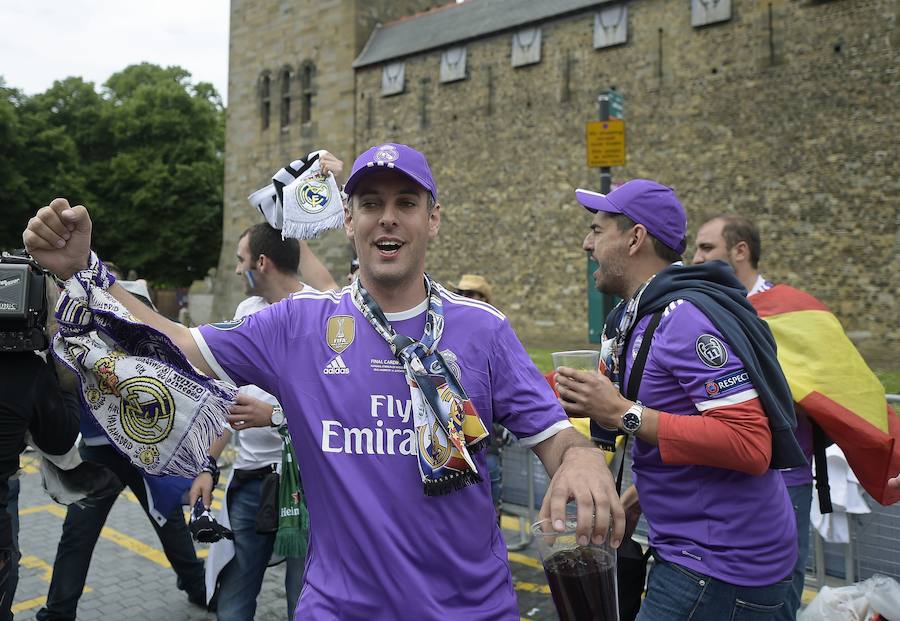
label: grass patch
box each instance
[526,347,557,374]
[875,371,900,394]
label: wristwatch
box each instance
[621,401,645,436]
[270,404,285,427]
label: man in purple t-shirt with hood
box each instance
[24,143,625,620]
[556,180,806,619]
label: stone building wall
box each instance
[352,0,898,360]
[210,0,443,322]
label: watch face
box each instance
[623,411,641,433]
[271,408,285,426]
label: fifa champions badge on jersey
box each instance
[326,315,355,354]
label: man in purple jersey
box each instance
[556,180,803,619]
[23,143,625,620]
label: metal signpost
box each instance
[586,90,625,342]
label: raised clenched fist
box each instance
[22,198,93,279]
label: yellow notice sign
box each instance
[586,119,626,168]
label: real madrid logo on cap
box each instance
[296,178,331,215]
[373,145,399,163]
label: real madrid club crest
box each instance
[373,145,399,163]
[326,315,355,354]
[296,176,331,215]
[418,422,452,469]
[118,377,176,446]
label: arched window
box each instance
[280,66,292,128]
[300,62,315,124]
[259,72,271,130]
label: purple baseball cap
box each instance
[575,179,687,254]
[343,143,438,201]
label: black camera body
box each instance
[0,252,49,352]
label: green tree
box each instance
[0,81,32,250]
[0,64,224,286]
[93,63,225,285]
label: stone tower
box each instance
[203,0,445,323]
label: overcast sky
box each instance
[0,0,230,103]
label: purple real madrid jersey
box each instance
[192,285,570,619]
[624,300,796,586]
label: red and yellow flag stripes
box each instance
[752,285,899,505]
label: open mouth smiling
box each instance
[375,238,404,257]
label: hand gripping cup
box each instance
[533,513,619,621]
[551,350,606,441]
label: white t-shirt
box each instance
[230,294,300,471]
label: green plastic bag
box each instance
[274,426,309,557]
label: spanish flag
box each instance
[751,285,900,505]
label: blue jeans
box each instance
[485,452,502,509]
[637,558,792,620]
[776,483,812,621]
[216,475,305,621]
[36,444,204,621]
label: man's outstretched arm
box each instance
[23,198,215,378]
[532,427,626,549]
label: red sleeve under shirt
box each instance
[657,397,772,476]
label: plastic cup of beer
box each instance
[551,350,600,374]
[533,512,619,621]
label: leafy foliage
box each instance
[0,64,224,286]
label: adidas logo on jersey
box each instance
[323,355,350,375]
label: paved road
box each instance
[11,453,557,620]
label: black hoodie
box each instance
[604,261,806,470]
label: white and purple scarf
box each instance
[52,253,235,477]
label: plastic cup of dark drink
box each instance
[533,514,619,621]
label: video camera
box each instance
[0,251,49,352]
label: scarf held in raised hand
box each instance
[52,253,236,478]
[351,277,489,495]
[247,150,343,240]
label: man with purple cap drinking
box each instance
[23,143,624,620]
[555,179,807,619]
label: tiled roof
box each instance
[353,0,608,68]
